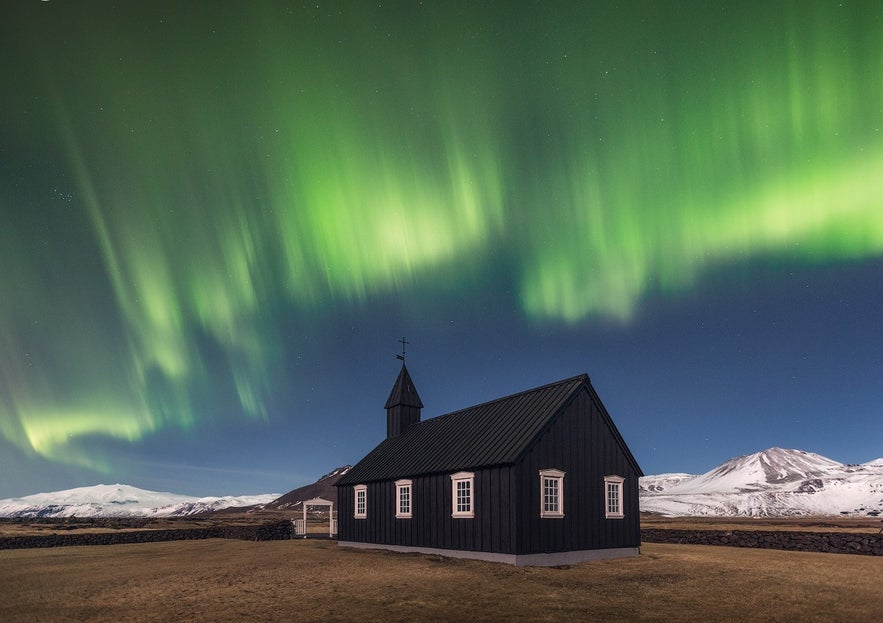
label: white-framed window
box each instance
[354,484,367,519]
[539,468,565,518]
[395,479,413,519]
[604,475,625,519]
[450,471,475,518]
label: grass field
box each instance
[6,512,880,538]
[1,538,880,622]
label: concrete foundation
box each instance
[337,541,640,566]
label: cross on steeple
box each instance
[396,337,409,361]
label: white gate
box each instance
[292,519,307,536]
[294,497,336,538]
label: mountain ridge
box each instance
[641,447,883,517]
[0,466,354,519]
[0,483,280,519]
[3,451,879,519]
[264,465,351,509]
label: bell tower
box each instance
[385,340,423,438]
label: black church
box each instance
[335,364,643,566]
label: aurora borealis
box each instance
[1,1,882,497]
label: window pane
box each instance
[543,477,559,512]
[456,480,471,512]
[607,483,620,514]
[399,486,410,514]
[356,489,366,516]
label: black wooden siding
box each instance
[338,465,518,554]
[514,386,641,555]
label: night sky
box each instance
[1,1,881,499]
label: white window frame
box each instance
[354,484,367,519]
[539,468,565,518]
[395,479,413,519]
[450,471,475,518]
[604,475,625,519]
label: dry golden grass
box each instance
[1,539,880,622]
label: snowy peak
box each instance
[641,447,883,517]
[724,447,841,483]
[15,484,190,507]
[677,447,843,494]
[0,484,279,518]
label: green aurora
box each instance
[1,1,881,474]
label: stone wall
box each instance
[5,523,880,556]
[0,520,294,550]
[641,529,883,556]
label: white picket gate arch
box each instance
[292,497,336,538]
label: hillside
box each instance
[640,447,883,517]
[264,466,351,509]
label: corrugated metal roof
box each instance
[337,374,588,485]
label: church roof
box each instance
[338,373,640,485]
[384,363,423,409]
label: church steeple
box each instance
[385,363,423,438]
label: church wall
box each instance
[336,464,518,554]
[513,386,642,555]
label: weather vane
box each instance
[396,337,409,361]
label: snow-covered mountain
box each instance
[0,484,279,518]
[641,447,883,517]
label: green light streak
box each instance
[0,1,881,469]
[520,144,883,322]
[20,404,154,472]
[517,3,883,321]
